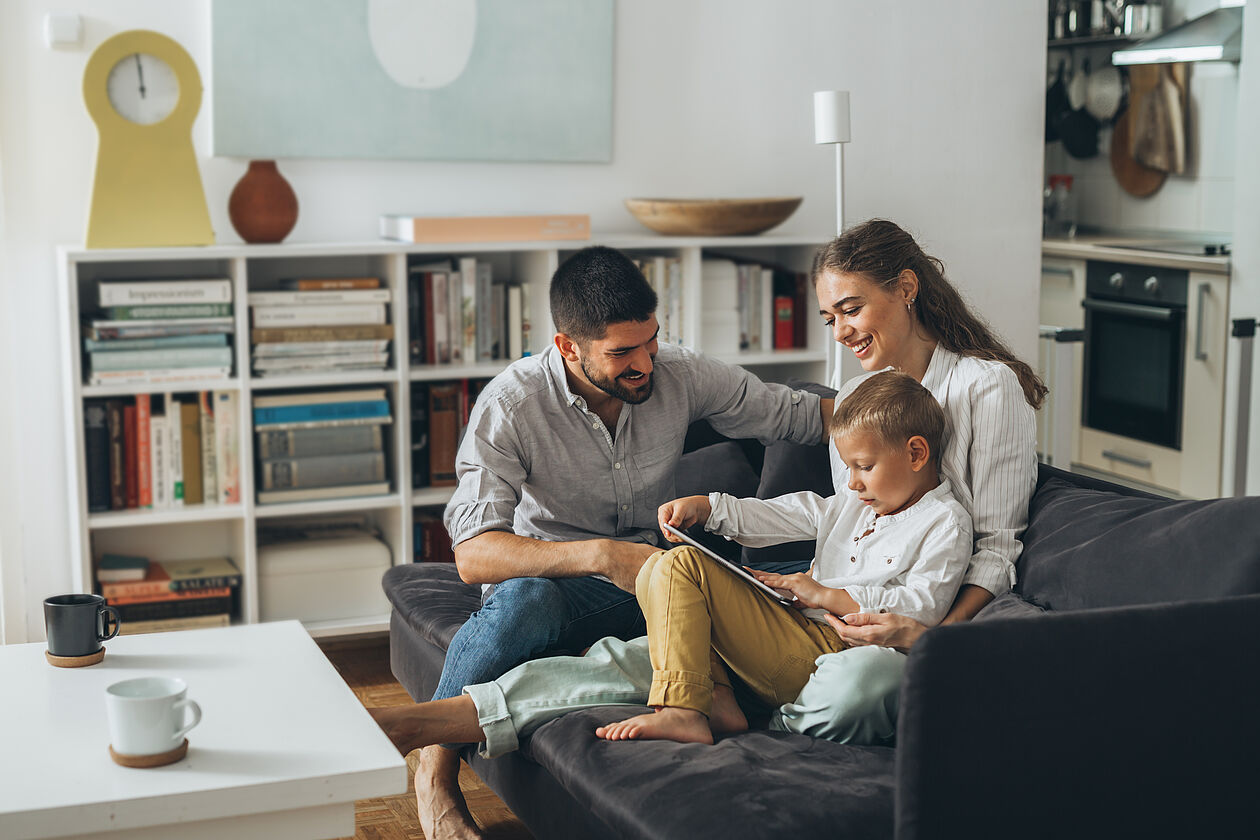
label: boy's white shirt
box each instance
[705,477,973,627]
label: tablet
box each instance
[660,522,796,608]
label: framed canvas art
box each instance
[212,0,613,162]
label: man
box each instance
[415,246,832,839]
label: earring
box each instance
[906,298,916,313]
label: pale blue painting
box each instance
[212,0,613,162]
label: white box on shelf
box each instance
[259,531,392,623]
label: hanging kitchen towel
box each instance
[1133,64,1186,174]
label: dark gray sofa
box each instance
[383,403,1260,839]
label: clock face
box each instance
[106,53,180,125]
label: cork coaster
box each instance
[109,739,189,768]
[45,648,105,668]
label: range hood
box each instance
[1112,3,1244,65]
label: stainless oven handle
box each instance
[1102,449,1153,469]
[1195,283,1210,361]
[1081,299,1178,321]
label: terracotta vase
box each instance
[228,160,298,243]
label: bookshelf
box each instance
[59,234,829,638]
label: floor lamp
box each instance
[814,90,851,385]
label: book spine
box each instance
[250,324,393,344]
[135,395,152,508]
[408,271,422,363]
[98,279,232,307]
[381,214,591,243]
[425,273,441,364]
[737,265,751,350]
[106,400,126,510]
[252,399,389,426]
[460,257,478,363]
[252,339,389,357]
[87,367,232,387]
[169,407,184,505]
[507,285,523,360]
[251,303,386,327]
[214,391,240,504]
[520,283,532,356]
[246,289,391,305]
[107,586,232,606]
[411,383,429,488]
[447,271,462,363]
[89,347,234,372]
[112,596,233,622]
[288,277,381,291]
[760,268,775,352]
[151,411,168,509]
[118,614,231,635]
[774,296,795,350]
[102,578,172,599]
[250,352,388,371]
[428,383,460,486]
[84,400,111,513]
[104,303,233,320]
[255,424,383,459]
[491,280,505,360]
[199,391,218,504]
[180,401,203,505]
[85,323,236,340]
[259,451,387,490]
[168,575,242,592]
[83,334,229,352]
[246,415,392,432]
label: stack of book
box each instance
[410,378,490,489]
[414,510,456,563]
[83,390,240,512]
[253,388,392,504]
[634,256,685,345]
[82,278,235,386]
[98,555,241,635]
[406,256,531,366]
[249,277,393,377]
[702,259,812,354]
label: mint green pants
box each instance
[462,635,906,758]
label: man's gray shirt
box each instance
[443,343,823,553]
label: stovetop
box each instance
[1103,241,1231,257]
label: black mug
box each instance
[44,594,121,657]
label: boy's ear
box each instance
[906,435,931,472]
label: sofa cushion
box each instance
[527,706,895,840]
[972,591,1046,622]
[675,440,761,500]
[382,563,480,649]
[1017,476,1260,611]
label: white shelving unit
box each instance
[59,234,828,638]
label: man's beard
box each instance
[580,358,654,404]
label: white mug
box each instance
[105,676,202,756]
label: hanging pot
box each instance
[1085,64,1126,123]
[1060,108,1101,159]
[1045,61,1071,143]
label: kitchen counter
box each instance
[1043,235,1230,274]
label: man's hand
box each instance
[598,540,658,592]
[824,612,928,654]
[658,495,713,539]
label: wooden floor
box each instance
[319,637,534,840]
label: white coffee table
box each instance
[0,620,406,840]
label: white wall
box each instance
[0,0,1046,641]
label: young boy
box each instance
[595,370,973,744]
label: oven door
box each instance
[1082,298,1186,449]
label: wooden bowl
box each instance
[623,197,803,236]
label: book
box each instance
[135,395,152,508]
[408,273,422,362]
[102,557,241,598]
[244,415,392,432]
[489,272,504,359]
[411,383,429,488]
[107,586,233,606]
[415,513,455,563]
[150,409,168,508]
[106,399,126,510]
[520,282,532,356]
[428,382,460,487]
[168,406,184,504]
[256,424,384,459]
[123,404,138,508]
[88,316,235,330]
[179,400,203,505]
[447,271,463,363]
[199,391,217,503]
[280,277,381,291]
[84,400,110,512]
[459,256,478,363]
[760,268,775,352]
[97,553,150,583]
[251,303,387,327]
[103,303,233,320]
[256,481,390,504]
[246,289,391,306]
[254,389,387,409]
[253,399,390,426]
[252,340,389,357]
[774,295,795,350]
[98,278,232,307]
[250,324,394,344]
[250,352,389,371]
[507,284,523,360]
[89,346,234,372]
[427,271,448,364]
[117,613,231,636]
[259,451,388,490]
[87,367,232,386]
[112,596,234,622]
[83,333,229,352]
[82,322,236,340]
[380,213,591,243]
[214,391,240,504]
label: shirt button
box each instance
[850,556,856,563]
[621,504,628,511]
[879,608,888,614]
[592,422,599,429]
[614,462,622,469]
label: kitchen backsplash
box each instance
[1045,53,1238,236]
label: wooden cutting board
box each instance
[1110,64,1187,196]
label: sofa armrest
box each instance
[894,593,1260,840]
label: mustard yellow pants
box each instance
[636,546,845,718]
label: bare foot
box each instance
[709,683,748,735]
[414,744,484,840]
[595,707,715,744]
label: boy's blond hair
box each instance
[831,371,945,467]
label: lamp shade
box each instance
[814,90,851,144]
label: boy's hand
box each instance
[747,570,830,609]
[658,495,712,540]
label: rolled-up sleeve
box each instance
[443,397,527,547]
[845,520,973,626]
[688,352,823,445]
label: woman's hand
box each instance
[824,612,929,654]
[658,495,712,540]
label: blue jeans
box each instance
[431,575,647,701]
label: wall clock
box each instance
[83,30,214,248]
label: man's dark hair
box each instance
[550,246,657,343]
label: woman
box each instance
[373,218,1044,756]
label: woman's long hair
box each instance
[813,219,1047,409]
